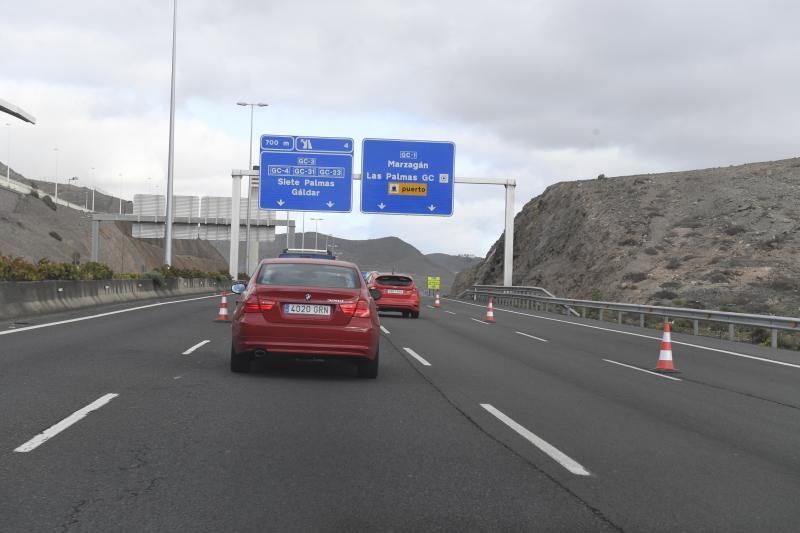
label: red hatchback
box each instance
[230,258,381,378]
[367,273,420,318]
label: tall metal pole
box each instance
[5,123,10,185]
[53,148,59,201]
[164,0,177,266]
[90,167,95,212]
[285,210,290,248]
[301,213,306,249]
[503,184,515,286]
[245,104,253,269]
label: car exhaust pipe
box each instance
[254,349,267,358]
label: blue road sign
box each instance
[361,139,455,216]
[259,135,353,212]
[261,135,354,154]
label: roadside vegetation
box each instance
[0,254,231,283]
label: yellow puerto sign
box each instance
[388,182,428,196]
[427,276,441,290]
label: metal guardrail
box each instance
[0,176,92,213]
[460,287,800,350]
[472,285,580,317]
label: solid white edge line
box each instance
[602,359,682,381]
[480,403,591,476]
[470,317,489,325]
[1,294,219,337]
[515,331,549,343]
[182,339,211,355]
[14,393,119,453]
[444,310,457,315]
[380,325,391,335]
[444,298,800,370]
[403,347,432,366]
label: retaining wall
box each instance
[0,278,221,320]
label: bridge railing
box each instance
[458,286,800,350]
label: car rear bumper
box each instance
[233,320,379,359]
[376,299,419,312]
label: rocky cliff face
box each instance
[453,157,800,316]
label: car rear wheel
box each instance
[230,346,251,373]
[402,311,410,318]
[411,311,419,319]
[357,348,379,379]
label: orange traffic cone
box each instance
[485,297,495,323]
[654,322,678,372]
[434,292,441,308]
[214,291,230,322]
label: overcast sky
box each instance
[2,0,799,256]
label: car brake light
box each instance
[354,299,370,318]
[244,297,276,312]
[340,300,370,318]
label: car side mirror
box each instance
[369,288,382,300]
[231,283,246,294]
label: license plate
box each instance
[386,289,404,295]
[284,304,331,316]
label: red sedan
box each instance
[230,258,381,378]
[367,273,421,318]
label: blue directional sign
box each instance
[259,135,353,212]
[361,139,455,216]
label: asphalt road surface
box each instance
[1,294,799,532]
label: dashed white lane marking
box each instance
[426,305,436,309]
[14,394,119,453]
[403,347,432,367]
[173,375,183,380]
[444,311,457,315]
[480,403,591,476]
[445,298,800,370]
[470,318,489,325]
[182,339,210,355]
[515,331,549,343]
[380,326,391,335]
[0,295,219,337]
[602,359,682,381]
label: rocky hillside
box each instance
[453,157,800,316]
[0,185,227,274]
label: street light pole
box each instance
[90,167,95,212]
[5,123,10,186]
[164,0,178,266]
[311,217,323,249]
[236,101,268,274]
[53,148,59,201]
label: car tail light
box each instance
[244,296,276,312]
[354,299,370,318]
[340,300,370,318]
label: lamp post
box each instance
[4,123,10,186]
[68,177,80,208]
[53,148,59,200]
[90,167,96,212]
[236,101,269,273]
[118,173,123,214]
[164,0,177,266]
[310,217,324,249]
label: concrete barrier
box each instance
[0,278,222,320]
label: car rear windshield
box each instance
[257,263,362,289]
[376,275,413,287]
